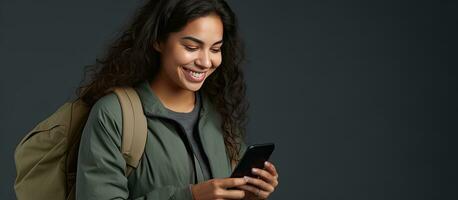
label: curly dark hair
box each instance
[76,0,248,162]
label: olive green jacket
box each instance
[76,80,246,200]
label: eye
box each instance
[184,45,198,52]
[211,48,221,53]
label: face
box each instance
[154,13,223,92]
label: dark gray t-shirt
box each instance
[163,93,212,182]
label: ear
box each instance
[153,41,162,53]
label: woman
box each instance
[75,0,279,199]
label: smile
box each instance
[181,66,207,82]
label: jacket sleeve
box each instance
[75,94,193,200]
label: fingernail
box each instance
[243,176,249,182]
[264,161,269,166]
[252,168,257,173]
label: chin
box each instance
[184,83,204,92]
[177,79,204,92]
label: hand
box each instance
[237,161,279,200]
[191,177,248,200]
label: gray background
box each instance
[1,0,457,199]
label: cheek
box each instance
[208,54,222,75]
[212,54,222,68]
[170,47,195,65]
[161,46,194,68]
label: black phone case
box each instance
[230,143,275,178]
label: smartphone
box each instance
[230,143,275,178]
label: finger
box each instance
[264,162,279,187]
[244,176,274,192]
[237,185,269,199]
[264,161,278,179]
[219,177,248,188]
[216,188,246,199]
[252,168,275,184]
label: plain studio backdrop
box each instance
[1,0,457,199]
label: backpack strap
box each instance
[112,87,148,176]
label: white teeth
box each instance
[191,71,203,78]
[184,67,204,78]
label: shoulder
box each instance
[90,93,122,118]
[84,93,123,139]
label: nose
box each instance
[195,50,212,69]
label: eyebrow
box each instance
[181,36,223,46]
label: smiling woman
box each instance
[151,13,224,106]
[72,0,279,200]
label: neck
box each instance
[149,72,195,113]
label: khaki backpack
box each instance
[14,87,148,200]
